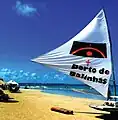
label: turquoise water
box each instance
[40,84,117,100]
[41,88,105,100]
[20,83,107,100]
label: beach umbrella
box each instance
[7,80,19,85]
[7,80,20,93]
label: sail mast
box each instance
[104,9,117,99]
[108,29,117,99]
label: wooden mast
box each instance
[104,9,117,100]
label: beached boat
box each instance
[31,9,118,114]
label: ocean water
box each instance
[20,83,110,100]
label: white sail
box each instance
[32,9,112,98]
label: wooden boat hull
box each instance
[89,104,118,112]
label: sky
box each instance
[0,0,118,84]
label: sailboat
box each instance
[31,9,118,114]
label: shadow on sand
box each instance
[74,111,103,115]
[10,90,22,93]
[3,99,19,103]
[96,113,117,120]
[74,111,117,120]
[0,99,19,103]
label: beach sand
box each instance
[0,89,111,120]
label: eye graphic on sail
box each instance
[70,41,107,58]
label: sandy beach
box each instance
[0,89,112,120]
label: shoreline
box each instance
[22,88,100,100]
[21,86,105,100]
[0,89,109,120]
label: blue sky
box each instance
[0,0,118,84]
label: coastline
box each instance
[0,89,109,120]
